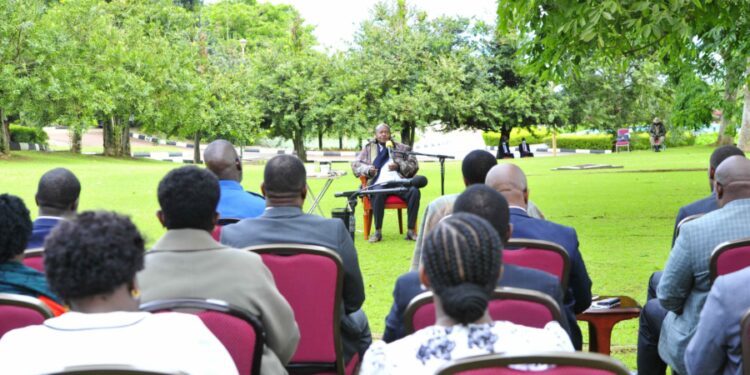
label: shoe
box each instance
[368,230,382,243]
[405,229,417,241]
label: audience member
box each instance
[222,154,370,362]
[485,163,592,349]
[0,194,60,307]
[138,166,299,375]
[519,138,534,157]
[27,168,80,249]
[351,123,420,242]
[685,267,750,375]
[204,139,265,219]
[360,213,573,374]
[0,211,236,375]
[383,185,570,343]
[638,155,750,375]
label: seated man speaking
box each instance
[352,123,420,243]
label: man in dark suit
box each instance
[27,168,80,249]
[382,184,570,343]
[485,163,592,350]
[221,154,370,362]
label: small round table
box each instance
[576,295,642,355]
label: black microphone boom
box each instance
[385,175,428,188]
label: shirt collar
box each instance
[45,311,150,331]
[150,229,226,252]
[218,180,244,190]
[509,205,527,213]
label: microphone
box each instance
[385,140,394,160]
[385,175,428,188]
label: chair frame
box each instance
[673,213,704,244]
[140,298,265,375]
[709,237,750,283]
[506,238,570,292]
[615,128,630,153]
[0,292,54,319]
[435,351,631,375]
[358,175,414,240]
[243,243,348,375]
[403,286,564,335]
[741,307,750,375]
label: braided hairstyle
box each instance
[422,212,502,325]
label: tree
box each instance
[497,0,750,148]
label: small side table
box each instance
[576,295,642,355]
[306,170,346,216]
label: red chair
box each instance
[404,287,564,334]
[615,128,630,152]
[504,239,570,291]
[435,351,630,375]
[359,176,416,241]
[710,237,750,283]
[22,248,45,273]
[741,307,750,375]
[211,218,241,241]
[140,298,264,375]
[244,243,358,375]
[0,293,54,338]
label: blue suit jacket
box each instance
[509,207,592,349]
[27,217,63,249]
[382,263,569,343]
[685,268,750,375]
[672,193,718,246]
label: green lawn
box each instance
[0,146,716,370]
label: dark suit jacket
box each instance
[509,207,592,350]
[382,264,570,343]
[672,193,717,246]
[220,206,365,314]
[27,217,63,249]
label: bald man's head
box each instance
[715,155,750,207]
[204,140,241,182]
[484,164,528,208]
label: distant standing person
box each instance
[649,117,666,152]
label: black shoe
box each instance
[368,230,382,243]
[405,229,417,241]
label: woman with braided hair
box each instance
[360,213,573,374]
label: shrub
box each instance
[9,125,48,145]
[543,134,612,150]
[482,127,551,146]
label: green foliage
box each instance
[9,124,47,144]
[544,134,613,150]
[482,127,551,146]
[670,73,721,131]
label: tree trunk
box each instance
[103,116,116,156]
[293,130,307,162]
[193,132,201,164]
[339,135,343,150]
[71,128,82,154]
[496,126,513,159]
[400,125,414,147]
[120,114,131,157]
[358,137,362,149]
[318,129,323,150]
[717,81,738,146]
[737,81,750,151]
[0,108,10,156]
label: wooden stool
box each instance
[576,295,641,355]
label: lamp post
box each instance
[239,38,247,59]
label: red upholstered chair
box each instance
[504,239,570,291]
[359,176,416,240]
[615,128,630,152]
[22,248,45,273]
[244,243,357,375]
[710,237,750,283]
[211,218,241,241]
[0,293,54,338]
[50,365,184,374]
[435,351,631,375]
[140,298,264,375]
[404,287,564,334]
[741,308,750,375]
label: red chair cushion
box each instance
[385,195,406,205]
[0,305,48,338]
[22,256,45,273]
[455,367,618,374]
[715,245,750,278]
[503,249,565,283]
[411,299,555,332]
[198,310,256,375]
[260,253,338,363]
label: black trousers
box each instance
[637,271,679,375]
[371,186,420,230]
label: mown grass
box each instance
[0,145,716,370]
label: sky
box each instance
[240,0,498,51]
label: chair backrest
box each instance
[217,218,241,226]
[244,243,345,374]
[436,351,631,375]
[50,365,186,375]
[710,237,750,283]
[0,293,54,338]
[673,213,704,244]
[741,307,750,375]
[140,298,264,375]
[22,248,45,273]
[404,287,564,334]
[504,239,570,292]
[616,128,629,137]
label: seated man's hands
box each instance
[388,163,398,171]
[368,166,378,176]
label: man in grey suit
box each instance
[686,267,750,375]
[138,166,299,375]
[222,154,371,363]
[638,156,750,375]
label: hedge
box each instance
[9,125,49,145]
[541,131,696,150]
[482,128,551,146]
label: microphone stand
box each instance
[407,151,455,196]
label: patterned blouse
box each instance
[360,321,573,374]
